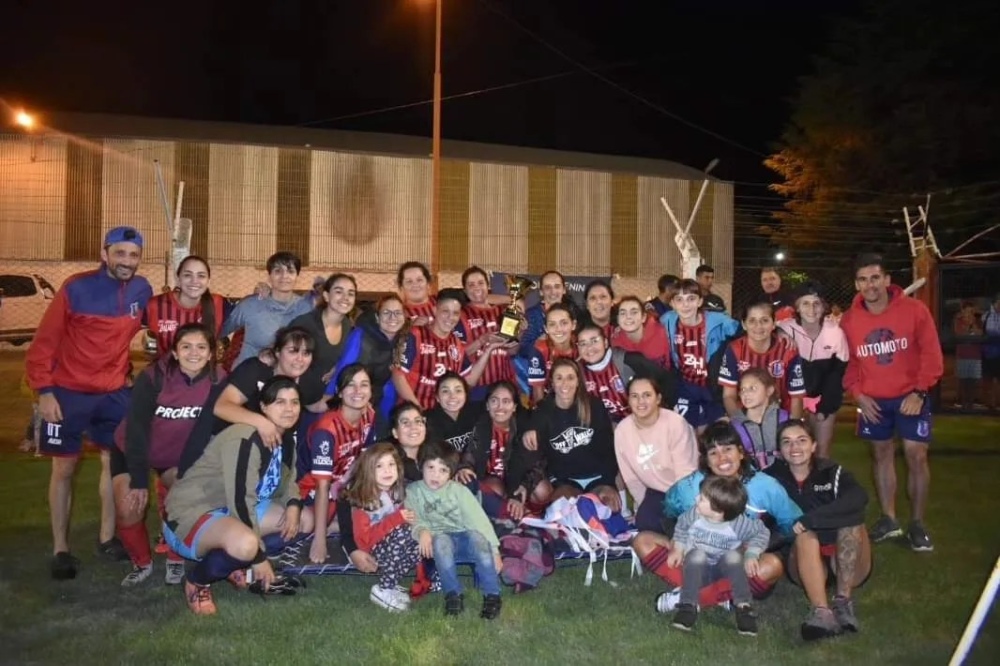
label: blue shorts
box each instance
[39,387,130,456]
[674,381,724,428]
[856,395,932,443]
[164,500,272,561]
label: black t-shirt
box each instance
[289,308,353,405]
[213,358,274,434]
[426,402,484,453]
[531,395,617,484]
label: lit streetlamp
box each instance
[14,109,40,161]
[775,251,786,263]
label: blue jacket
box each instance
[663,469,803,538]
[660,310,741,370]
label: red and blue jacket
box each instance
[26,266,152,394]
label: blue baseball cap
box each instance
[104,226,144,249]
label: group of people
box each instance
[952,295,1000,410]
[23,225,944,640]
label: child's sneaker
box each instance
[165,561,185,586]
[121,563,153,587]
[370,584,410,612]
[444,592,464,616]
[655,588,681,614]
[480,594,502,620]
[734,603,758,636]
[184,580,217,615]
[671,603,698,631]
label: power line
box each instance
[474,0,767,159]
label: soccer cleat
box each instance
[165,561,185,586]
[480,594,503,620]
[50,552,80,580]
[370,584,410,612]
[444,592,465,616]
[832,595,860,632]
[184,580,217,615]
[671,603,698,631]
[907,521,934,552]
[96,537,131,562]
[868,515,903,543]
[250,575,304,597]
[734,603,759,637]
[655,588,682,614]
[801,606,841,641]
[121,563,154,587]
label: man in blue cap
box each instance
[26,225,153,579]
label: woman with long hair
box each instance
[583,279,616,339]
[290,273,357,409]
[425,372,483,454]
[145,255,229,357]
[521,303,578,404]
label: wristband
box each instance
[285,498,304,510]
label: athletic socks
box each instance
[117,522,153,568]
[188,549,251,586]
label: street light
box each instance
[775,251,786,262]
[429,0,443,276]
[15,110,34,130]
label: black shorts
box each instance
[550,473,617,494]
[109,446,169,479]
[983,357,1000,380]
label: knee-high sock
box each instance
[639,545,683,588]
[188,549,250,586]
[117,522,152,567]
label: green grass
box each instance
[0,349,998,665]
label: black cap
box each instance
[790,281,823,303]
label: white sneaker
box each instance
[370,584,410,612]
[121,563,154,587]
[165,561,185,586]
[655,588,681,614]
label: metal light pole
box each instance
[430,0,443,275]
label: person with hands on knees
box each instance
[342,443,421,612]
[405,441,504,620]
[840,253,943,551]
[164,376,312,615]
[765,420,872,641]
[668,475,769,636]
[456,381,539,521]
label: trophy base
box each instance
[498,312,522,341]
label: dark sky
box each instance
[1,0,862,184]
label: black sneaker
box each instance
[671,603,698,631]
[734,603,758,637]
[869,515,903,543]
[907,521,934,552]
[96,537,130,562]
[480,594,502,620]
[50,551,80,580]
[444,592,464,616]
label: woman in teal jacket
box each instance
[633,422,802,613]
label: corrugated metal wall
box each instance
[0,134,733,285]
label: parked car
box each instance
[0,273,56,346]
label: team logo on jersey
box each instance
[674,334,684,345]
[448,345,460,361]
[129,301,141,319]
[737,360,751,372]
[531,357,540,368]
[770,360,784,378]
[420,344,436,355]
[793,364,803,378]
[319,441,330,456]
[585,380,597,392]
[612,376,625,393]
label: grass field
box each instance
[0,350,997,666]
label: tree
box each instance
[764,0,1000,258]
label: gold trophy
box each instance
[498,275,537,341]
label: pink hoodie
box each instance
[614,408,698,505]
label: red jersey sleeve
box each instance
[24,288,71,393]
[351,506,406,552]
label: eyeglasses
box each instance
[380,310,405,319]
[576,337,603,348]
[398,417,426,427]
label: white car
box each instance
[0,273,57,346]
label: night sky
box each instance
[0,0,864,186]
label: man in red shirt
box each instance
[840,253,943,552]
[26,226,153,579]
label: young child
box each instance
[731,368,789,469]
[666,475,770,636]
[343,442,421,612]
[405,440,504,620]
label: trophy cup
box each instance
[498,275,537,341]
